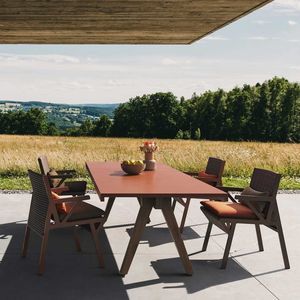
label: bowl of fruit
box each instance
[121,160,145,175]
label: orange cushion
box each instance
[201,200,257,219]
[198,171,218,183]
[51,192,104,222]
[198,170,217,179]
[51,191,67,213]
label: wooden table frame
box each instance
[86,162,227,276]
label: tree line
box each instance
[0,77,299,142]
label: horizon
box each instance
[0,75,297,106]
[0,0,300,104]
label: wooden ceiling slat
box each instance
[0,0,273,44]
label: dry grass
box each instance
[0,134,299,179]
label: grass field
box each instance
[0,134,299,190]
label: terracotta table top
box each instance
[86,161,227,200]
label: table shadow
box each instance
[125,257,253,294]
[126,224,200,247]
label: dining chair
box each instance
[38,155,87,196]
[200,168,290,269]
[22,170,106,275]
[173,157,226,232]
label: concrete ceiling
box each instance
[0,0,273,44]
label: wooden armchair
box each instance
[173,157,226,232]
[22,170,107,275]
[38,155,87,196]
[200,168,290,269]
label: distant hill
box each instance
[0,100,119,129]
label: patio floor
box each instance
[0,193,299,299]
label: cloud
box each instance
[252,20,270,25]
[202,36,229,41]
[247,36,268,40]
[288,20,297,26]
[246,36,280,41]
[288,39,300,42]
[161,58,192,66]
[274,0,300,12]
[0,53,79,64]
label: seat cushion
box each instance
[200,200,257,219]
[51,191,68,213]
[51,192,104,221]
[240,186,268,212]
[58,202,105,222]
[198,170,218,181]
[241,186,267,197]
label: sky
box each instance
[0,0,299,104]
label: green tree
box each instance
[93,115,112,137]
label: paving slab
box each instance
[0,193,299,299]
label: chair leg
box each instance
[179,198,191,233]
[202,222,213,251]
[90,223,105,268]
[73,227,82,252]
[255,224,264,252]
[221,223,236,269]
[38,231,49,275]
[21,226,31,258]
[277,221,290,269]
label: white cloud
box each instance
[202,36,229,41]
[288,20,297,26]
[288,39,300,42]
[253,20,270,25]
[274,0,300,12]
[161,58,192,66]
[0,53,80,64]
[247,36,268,40]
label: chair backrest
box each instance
[205,157,226,185]
[27,170,53,236]
[250,168,281,197]
[249,168,281,222]
[38,155,50,175]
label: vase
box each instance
[144,152,156,171]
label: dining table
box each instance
[86,161,227,276]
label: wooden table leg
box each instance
[103,197,115,223]
[120,198,154,276]
[160,198,193,275]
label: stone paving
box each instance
[0,193,299,299]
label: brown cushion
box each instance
[198,170,217,179]
[58,202,105,222]
[51,191,104,221]
[201,200,257,219]
[48,168,63,188]
[240,186,268,212]
[51,191,67,213]
[241,186,267,197]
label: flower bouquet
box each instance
[140,141,158,170]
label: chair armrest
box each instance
[235,194,272,202]
[54,195,90,204]
[219,186,244,192]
